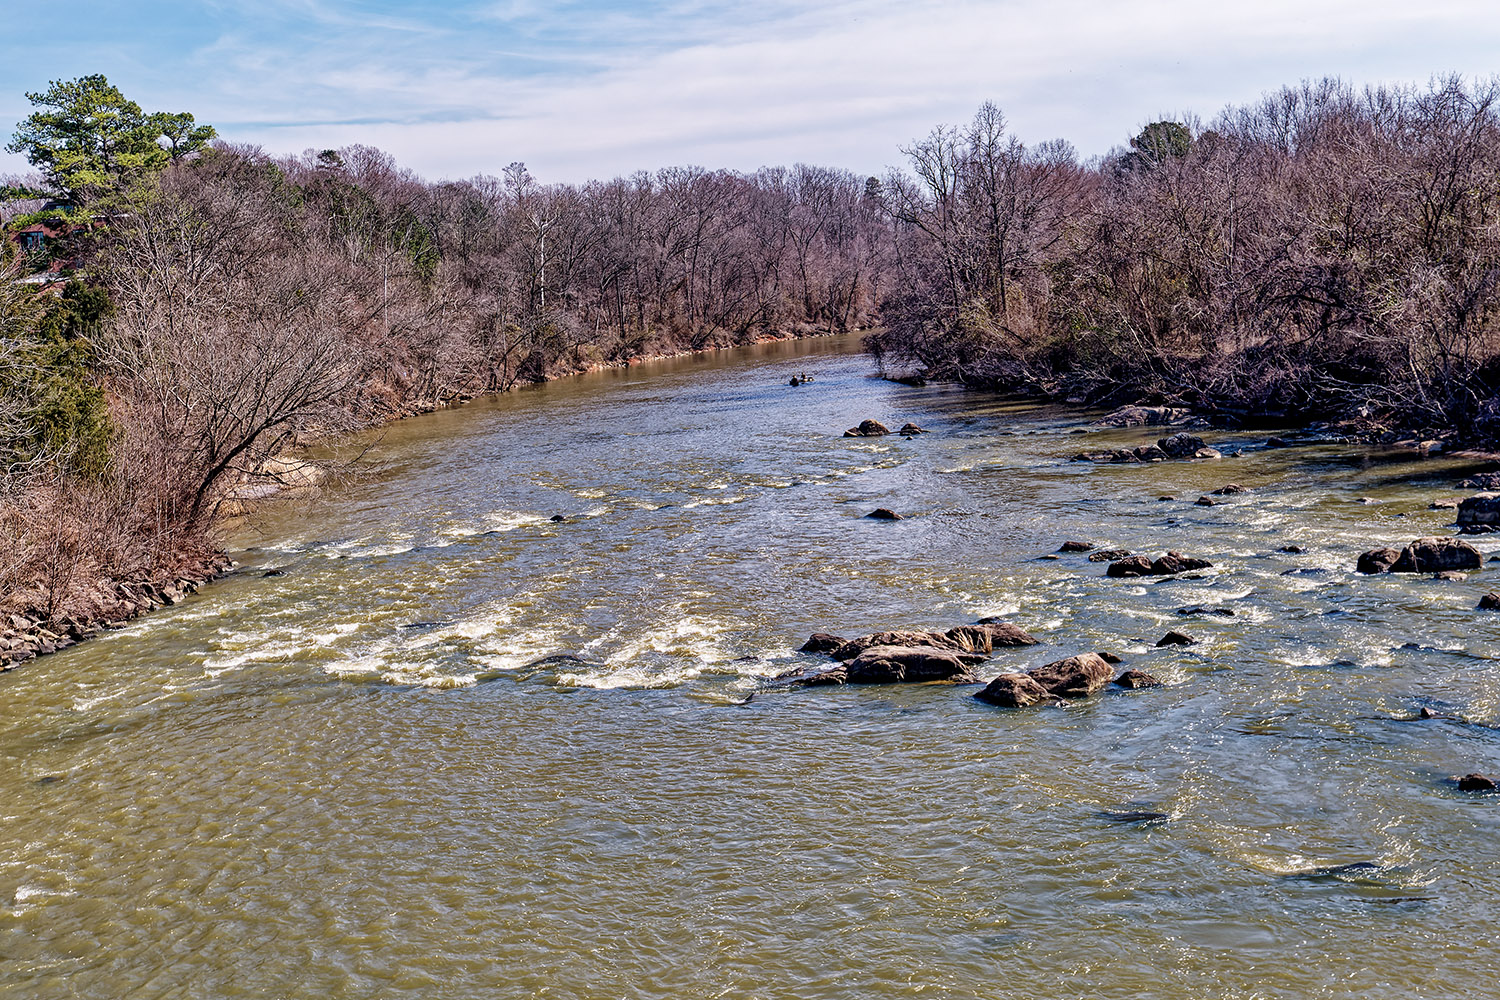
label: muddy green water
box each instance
[4,335,1500,999]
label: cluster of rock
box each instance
[975,653,1162,706]
[843,419,926,438]
[0,553,234,669]
[1356,537,1480,575]
[1105,552,1214,577]
[784,624,1039,685]
[1073,433,1222,464]
[779,622,1165,709]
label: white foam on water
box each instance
[555,664,704,690]
[681,495,749,508]
[482,510,550,532]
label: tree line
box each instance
[872,76,1500,441]
[5,73,1500,629]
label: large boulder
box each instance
[843,645,978,684]
[844,419,891,438]
[1026,653,1116,697]
[1158,433,1207,458]
[1389,537,1481,574]
[1106,552,1213,577]
[1457,493,1500,526]
[1096,405,1192,428]
[973,672,1052,707]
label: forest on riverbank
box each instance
[3,73,1500,649]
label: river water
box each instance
[3,334,1500,998]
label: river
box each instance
[3,334,1499,998]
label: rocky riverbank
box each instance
[0,552,235,671]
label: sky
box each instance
[3,0,1499,185]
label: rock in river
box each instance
[1156,630,1196,647]
[1479,593,1500,611]
[798,633,846,654]
[865,508,903,520]
[973,672,1053,707]
[1058,540,1094,552]
[844,419,891,438]
[1158,433,1207,459]
[1457,773,1498,792]
[1457,492,1500,526]
[1390,537,1481,573]
[1106,552,1214,577]
[1114,669,1163,689]
[1026,653,1117,698]
[1356,547,1401,574]
[782,643,980,685]
[831,624,1036,661]
[1359,537,1480,574]
[843,645,979,684]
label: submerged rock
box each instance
[1058,540,1094,552]
[1156,630,1196,647]
[898,423,926,435]
[1098,807,1170,824]
[844,419,891,438]
[1210,484,1248,495]
[864,508,902,520]
[1177,606,1235,617]
[1088,548,1132,562]
[1479,593,1500,610]
[1195,496,1221,507]
[1278,545,1306,554]
[1458,773,1498,792]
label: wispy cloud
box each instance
[4,0,1500,182]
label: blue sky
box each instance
[4,0,1500,183]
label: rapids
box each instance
[3,334,1499,998]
